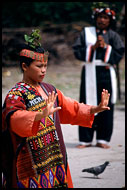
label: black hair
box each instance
[17,43,45,72]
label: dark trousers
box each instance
[79,104,114,142]
[79,65,115,143]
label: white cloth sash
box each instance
[84,27,117,106]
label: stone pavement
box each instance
[61,103,125,188]
[2,65,125,188]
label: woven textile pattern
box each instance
[7,82,68,188]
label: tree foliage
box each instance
[2,2,125,28]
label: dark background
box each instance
[2,2,125,28]
[2,2,125,66]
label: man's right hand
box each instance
[92,35,107,50]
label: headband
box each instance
[20,49,49,62]
[92,8,116,20]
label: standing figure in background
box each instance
[73,7,125,149]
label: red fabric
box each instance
[10,110,38,137]
[10,87,94,138]
[4,83,95,188]
[67,163,73,188]
[57,89,94,128]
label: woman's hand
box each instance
[90,89,110,114]
[35,91,61,121]
[43,91,61,117]
[98,89,110,111]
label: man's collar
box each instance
[96,29,107,35]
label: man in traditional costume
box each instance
[73,7,125,148]
[2,29,110,188]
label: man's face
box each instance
[96,13,110,30]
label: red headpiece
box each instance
[20,49,49,63]
[92,7,116,20]
[20,29,49,63]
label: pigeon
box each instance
[82,161,109,178]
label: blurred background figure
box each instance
[73,7,125,149]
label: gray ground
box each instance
[2,62,125,188]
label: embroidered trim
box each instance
[20,49,49,62]
[104,45,112,63]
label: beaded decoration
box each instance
[92,7,116,20]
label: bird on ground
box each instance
[82,161,110,178]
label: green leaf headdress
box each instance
[24,29,42,49]
[22,29,49,62]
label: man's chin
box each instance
[98,24,106,30]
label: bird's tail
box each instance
[82,169,88,172]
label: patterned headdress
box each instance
[92,7,116,20]
[20,29,49,63]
